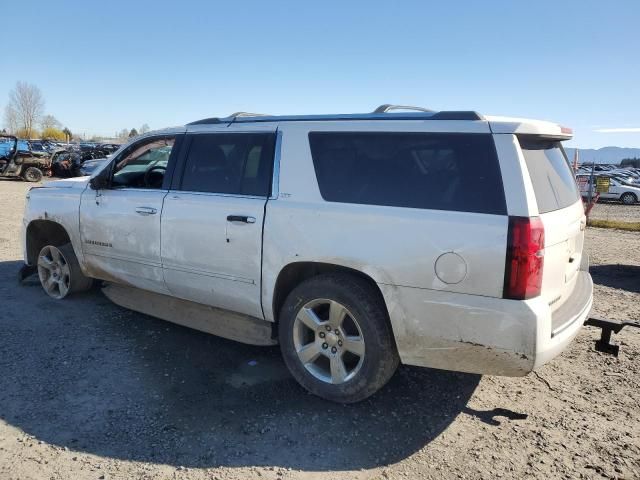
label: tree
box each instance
[40,114,62,131]
[15,128,39,139]
[41,127,66,141]
[6,81,45,138]
[117,128,129,140]
[128,128,139,138]
[3,104,18,133]
[140,123,150,134]
[62,127,72,142]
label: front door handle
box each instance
[226,215,256,224]
[135,206,157,215]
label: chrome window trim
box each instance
[109,187,169,193]
[167,189,267,200]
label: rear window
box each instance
[308,132,506,215]
[519,138,579,214]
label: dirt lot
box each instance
[588,201,640,223]
[0,178,639,480]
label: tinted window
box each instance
[308,132,506,214]
[519,138,579,213]
[181,133,275,196]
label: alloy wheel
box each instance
[292,298,365,384]
[37,246,71,299]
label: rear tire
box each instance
[37,243,93,299]
[278,273,399,403]
[621,192,637,205]
[22,167,43,182]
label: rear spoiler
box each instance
[487,116,573,140]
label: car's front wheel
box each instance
[37,243,93,299]
[620,192,637,205]
[279,273,399,403]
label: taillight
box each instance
[503,216,545,300]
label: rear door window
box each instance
[308,132,506,215]
[179,133,275,196]
[519,138,579,213]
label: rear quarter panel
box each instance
[262,121,509,321]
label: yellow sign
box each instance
[596,177,610,193]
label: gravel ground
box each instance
[0,179,639,480]
[588,202,640,223]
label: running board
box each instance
[102,284,277,346]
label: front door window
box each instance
[112,137,175,189]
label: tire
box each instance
[278,273,399,403]
[37,243,93,299]
[620,192,637,205]
[22,167,43,182]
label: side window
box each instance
[308,132,506,215]
[112,136,175,189]
[180,133,275,196]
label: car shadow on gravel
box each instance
[590,264,640,294]
[0,260,480,471]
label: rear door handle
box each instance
[135,207,157,215]
[226,215,256,224]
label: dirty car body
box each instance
[21,107,594,402]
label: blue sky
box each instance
[2,0,639,148]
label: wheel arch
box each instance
[620,191,638,203]
[25,219,72,266]
[271,261,390,326]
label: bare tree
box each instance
[139,123,150,134]
[7,81,45,138]
[3,104,19,133]
[41,114,62,131]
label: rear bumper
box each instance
[533,271,593,369]
[379,271,593,376]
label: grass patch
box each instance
[587,219,640,231]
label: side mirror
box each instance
[89,169,110,190]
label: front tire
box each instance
[22,166,43,182]
[621,192,637,205]
[37,243,93,299]
[279,273,399,403]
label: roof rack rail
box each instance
[188,112,269,126]
[187,117,222,125]
[373,104,434,113]
[429,111,485,121]
[229,112,268,118]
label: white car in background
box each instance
[577,174,640,204]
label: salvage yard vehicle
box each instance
[576,173,640,204]
[21,106,594,403]
[0,135,48,182]
[50,149,84,178]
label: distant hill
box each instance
[565,147,640,165]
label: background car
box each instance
[577,174,640,204]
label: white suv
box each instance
[22,105,593,403]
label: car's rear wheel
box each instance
[279,273,399,403]
[621,192,637,205]
[22,167,43,182]
[37,243,92,299]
